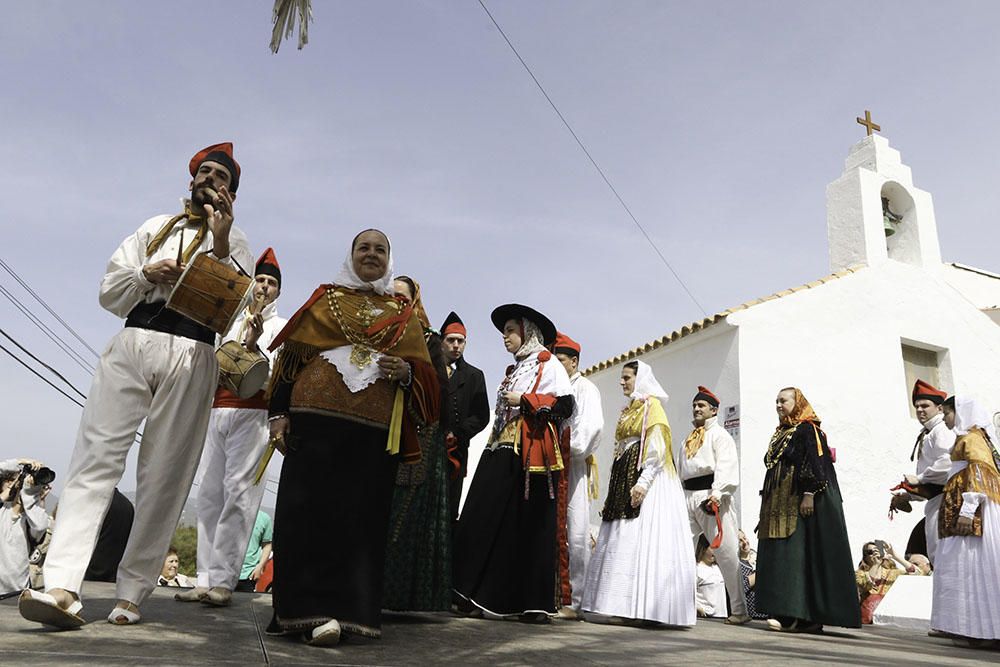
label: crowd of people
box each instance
[7,143,999,652]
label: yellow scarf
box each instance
[615,397,675,475]
[146,203,208,264]
[684,426,705,459]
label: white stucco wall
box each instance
[733,261,1000,559]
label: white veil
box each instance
[953,395,999,443]
[630,360,669,404]
[332,229,395,295]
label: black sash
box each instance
[682,473,715,491]
[125,301,215,345]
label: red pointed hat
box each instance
[255,247,281,286]
[189,142,241,192]
[553,332,581,358]
[694,386,720,408]
[912,379,946,405]
[441,311,467,338]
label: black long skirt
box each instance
[268,413,398,638]
[453,447,559,615]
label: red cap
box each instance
[553,331,581,358]
[255,247,281,286]
[694,386,720,408]
[912,379,946,405]
[189,142,240,192]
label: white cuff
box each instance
[134,265,154,291]
[959,492,987,519]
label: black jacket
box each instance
[445,356,490,477]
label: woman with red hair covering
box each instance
[756,387,860,633]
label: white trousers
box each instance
[566,459,591,609]
[194,407,268,590]
[44,328,216,606]
[685,488,747,616]
[925,494,943,564]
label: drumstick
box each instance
[176,229,184,265]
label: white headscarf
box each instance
[630,360,669,403]
[332,229,395,295]
[514,318,547,360]
[953,395,998,443]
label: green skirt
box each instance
[755,485,861,628]
[382,426,452,611]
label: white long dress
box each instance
[581,427,696,626]
[930,461,1000,640]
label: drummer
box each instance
[19,143,253,629]
[176,248,287,607]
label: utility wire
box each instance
[0,258,102,359]
[476,0,708,316]
[0,284,96,373]
[0,327,88,400]
[0,340,85,409]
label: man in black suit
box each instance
[440,312,490,522]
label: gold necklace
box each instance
[325,288,403,368]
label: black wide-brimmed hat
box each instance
[490,303,557,346]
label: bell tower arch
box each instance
[826,118,942,273]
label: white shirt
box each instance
[565,372,604,463]
[679,416,740,501]
[0,485,50,595]
[695,561,727,617]
[99,211,252,320]
[915,413,956,485]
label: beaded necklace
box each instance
[764,425,798,469]
[325,287,405,368]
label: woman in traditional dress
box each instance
[581,360,695,627]
[382,276,452,612]
[756,387,860,632]
[930,395,1000,646]
[453,304,573,622]
[264,230,438,646]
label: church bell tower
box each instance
[826,112,942,273]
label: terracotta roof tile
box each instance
[582,266,863,375]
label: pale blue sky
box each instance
[3,2,998,494]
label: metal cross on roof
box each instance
[856,109,881,136]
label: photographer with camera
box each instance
[1,459,54,598]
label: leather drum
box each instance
[216,340,269,398]
[166,252,252,335]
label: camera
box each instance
[19,463,55,487]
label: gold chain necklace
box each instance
[325,288,403,368]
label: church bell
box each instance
[881,196,901,237]
[883,214,896,237]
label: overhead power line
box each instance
[0,340,85,409]
[0,327,88,400]
[0,284,95,374]
[0,258,102,359]
[476,1,708,317]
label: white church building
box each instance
[581,132,1000,555]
